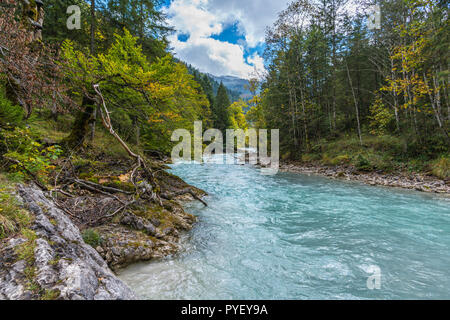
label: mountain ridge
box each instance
[206,74,253,100]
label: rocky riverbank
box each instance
[0,157,206,300]
[279,162,450,194]
[0,185,136,300]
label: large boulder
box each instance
[0,185,136,300]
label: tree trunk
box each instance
[86,0,96,142]
[62,95,96,150]
[50,91,59,121]
[424,73,450,143]
[89,107,97,141]
[135,120,140,147]
[346,60,363,146]
[299,82,309,150]
[90,0,96,55]
[390,58,400,132]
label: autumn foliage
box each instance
[0,0,71,118]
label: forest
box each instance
[249,0,449,176]
[0,0,236,298]
[0,0,449,301]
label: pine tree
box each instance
[213,83,231,132]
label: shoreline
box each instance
[279,161,450,195]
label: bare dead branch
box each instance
[160,188,208,207]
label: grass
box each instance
[431,156,450,179]
[0,174,33,239]
[15,228,38,263]
[300,134,448,177]
[14,228,40,293]
[40,289,60,300]
[86,126,132,159]
[28,114,137,160]
[13,227,60,299]
[27,114,74,143]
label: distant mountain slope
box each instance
[207,74,253,100]
[179,60,254,102]
[207,76,242,103]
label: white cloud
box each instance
[169,33,258,78]
[167,0,222,39]
[246,53,265,78]
[165,0,286,79]
[206,0,288,47]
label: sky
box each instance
[162,0,289,79]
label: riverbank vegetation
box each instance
[0,0,211,286]
[0,1,448,237]
[246,0,449,179]
[1,1,448,245]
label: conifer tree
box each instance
[213,83,231,132]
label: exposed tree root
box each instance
[93,84,163,205]
[21,85,207,228]
[92,83,207,207]
[90,200,136,225]
[161,188,208,207]
[73,178,133,195]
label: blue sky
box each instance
[162,0,288,79]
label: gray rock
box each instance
[150,218,161,227]
[120,212,157,236]
[0,185,136,300]
[111,247,121,256]
[144,223,156,236]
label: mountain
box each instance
[179,60,255,102]
[207,74,253,100]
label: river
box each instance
[118,154,450,299]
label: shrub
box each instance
[321,153,332,165]
[431,156,450,179]
[0,127,62,182]
[330,154,351,166]
[0,87,23,128]
[301,153,320,162]
[355,154,373,171]
[81,229,102,247]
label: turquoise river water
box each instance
[118,155,450,299]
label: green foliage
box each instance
[82,228,102,247]
[0,128,62,182]
[322,153,351,166]
[15,227,41,293]
[0,177,33,239]
[61,30,210,153]
[404,135,448,159]
[301,153,320,162]
[43,0,91,47]
[102,0,172,57]
[246,91,265,129]
[0,86,23,128]
[355,154,373,172]
[332,155,351,166]
[431,156,450,179]
[43,0,170,58]
[228,100,248,129]
[15,228,38,263]
[312,135,409,172]
[369,96,394,136]
[257,0,449,163]
[212,83,231,132]
[40,289,60,300]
